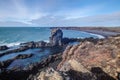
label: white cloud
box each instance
[0,0,48,24]
[0,0,119,26]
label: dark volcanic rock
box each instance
[20,41,47,48]
[0,45,9,51]
[50,28,63,46]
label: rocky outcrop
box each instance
[20,41,48,48]
[50,28,63,46]
[0,45,9,51]
[57,35,120,80]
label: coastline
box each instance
[0,27,120,80]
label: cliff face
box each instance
[57,35,120,79]
[49,28,63,46]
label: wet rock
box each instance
[50,28,63,46]
[0,59,13,68]
[0,45,9,51]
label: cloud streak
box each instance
[31,11,120,26]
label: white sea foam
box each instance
[1,42,21,47]
[44,40,49,43]
[89,33,105,39]
[0,40,50,47]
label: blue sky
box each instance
[0,0,120,27]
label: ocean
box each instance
[0,27,104,46]
[0,27,104,69]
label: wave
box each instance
[0,40,50,47]
[1,42,21,47]
[44,40,49,43]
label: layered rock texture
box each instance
[36,35,120,80]
[50,28,63,46]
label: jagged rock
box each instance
[0,45,9,51]
[57,35,120,80]
[50,28,63,46]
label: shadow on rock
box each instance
[90,67,116,80]
[66,67,116,80]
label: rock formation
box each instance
[57,35,120,80]
[49,28,63,46]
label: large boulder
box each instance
[50,28,63,46]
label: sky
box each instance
[0,0,120,27]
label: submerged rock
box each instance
[50,28,63,46]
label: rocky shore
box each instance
[33,34,120,80]
[0,28,120,80]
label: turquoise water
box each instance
[0,27,104,46]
